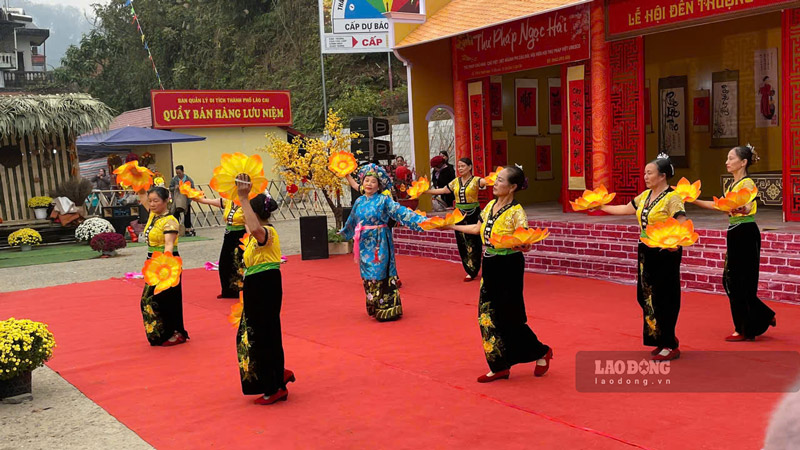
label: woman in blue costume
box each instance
[340,164,426,321]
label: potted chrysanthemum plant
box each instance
[90,232,127,257]
[27,196,52,220]
[0,318,56,401]
[7,228,42,252]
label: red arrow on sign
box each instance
[352,37,358,47]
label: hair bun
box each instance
[266,196,278,213]
[519,177,529,191]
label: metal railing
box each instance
[82,180,350,228]
[0,52,15,70]
[2,70,54,88]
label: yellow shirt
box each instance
[479,199,528,248]
[448,176,482,206]
[222,199,245,228]
[242,226,282,273]
[632,189,686,236]
[144,212,180,250]
[726,177,758,218]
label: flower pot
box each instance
[0,371,32,400]
[328,241,353,255]
[19,245,32,252]
[102,250,118,257]
[33,207,48,220]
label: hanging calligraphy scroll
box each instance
[712,70,739,148]
[567,65,586,190]
[490,76,503,128]
[658,76,688,167]
[548,78,562,134]
[754,48,779,128]
[693,89,710,132]
[515,78,539,136]
[491,131,508,168]
[468,81,487,176]
[535,137,553,180]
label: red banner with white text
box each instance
[607,0,799,38]
[453,3,590,81]
[151,90,292,129]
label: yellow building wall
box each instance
[142,144,172,179]
[398,38,454,211]
[496,65,563,205]
[170,127,286,186]
[644,12,782,198]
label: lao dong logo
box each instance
[594,359,671,376]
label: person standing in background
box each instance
[169,165,196,237]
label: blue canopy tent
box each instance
[77,126,206,157]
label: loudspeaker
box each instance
[350,117,390,138]
[299,215,328,260]
[351,138,392,160]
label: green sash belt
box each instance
[455,202,480,211]
[729,215,756,225]
[148,245,177,253]
[244,262,281,277]
[226,225,246,231]
[485,247,518,256]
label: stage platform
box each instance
[394,202,800,304]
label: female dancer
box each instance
[449,166,553,382]
[598,155,685,361]
[692,145,776,341]
[138,186,189,346]
[423,157,487,281]
[193,196,246,298]
[340,164,426,321]
[234,174,294,405]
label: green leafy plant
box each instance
[327,227,346,243]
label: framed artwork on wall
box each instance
[548,78,562,134]
[515,78,539,135]
[711,70,739,148]
[658,76,688,167]
[490,75,503,128]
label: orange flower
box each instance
[112,161,154,192]
[238,233,250,251]
[142,251,183,295]
[328,151,358,177]
[671,177,701,203]
[713,187,758,213]
[484,167,504,186]
[489,227,550,249]
[640,218,699,249]
[209,153,269,205]
[178,180,205,199]
[414,210,427,217]
[229,292,244,328]
[420,209,465,230]
[570,185,617,211]
[406,177,430,200]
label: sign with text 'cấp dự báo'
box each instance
[606,0,799,39]
[151,90,292,129]
[453,3,590,81]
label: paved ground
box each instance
[0,219,306,449]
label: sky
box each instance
[32,0,103,14]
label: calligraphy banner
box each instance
[491,131,508,168]
[515,79,539,135]
[548,78,562,134]
[755,48,779,128]
[658,76,688,166]
[151,90,293,129]
[693,89,710,132]
[607,0,798,39]
[490,76,504,127]
[535,137,553,180]
[453,3,590,80]
[712,70,739,148]
[468,81,487,176]
[567,65,586,190]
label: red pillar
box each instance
[591,0,611,191]
[452,38,470,162]
[782,8,800,222]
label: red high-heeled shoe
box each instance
[477,369,510,383]
[464,275,476,282]
[284,369,296,384]
[534,348,554,377]
[650,347,663,356]
[725,334,754,342]
[254,389,288,405]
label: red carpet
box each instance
[2,255,799,449]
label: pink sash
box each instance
[353,223,387,263]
